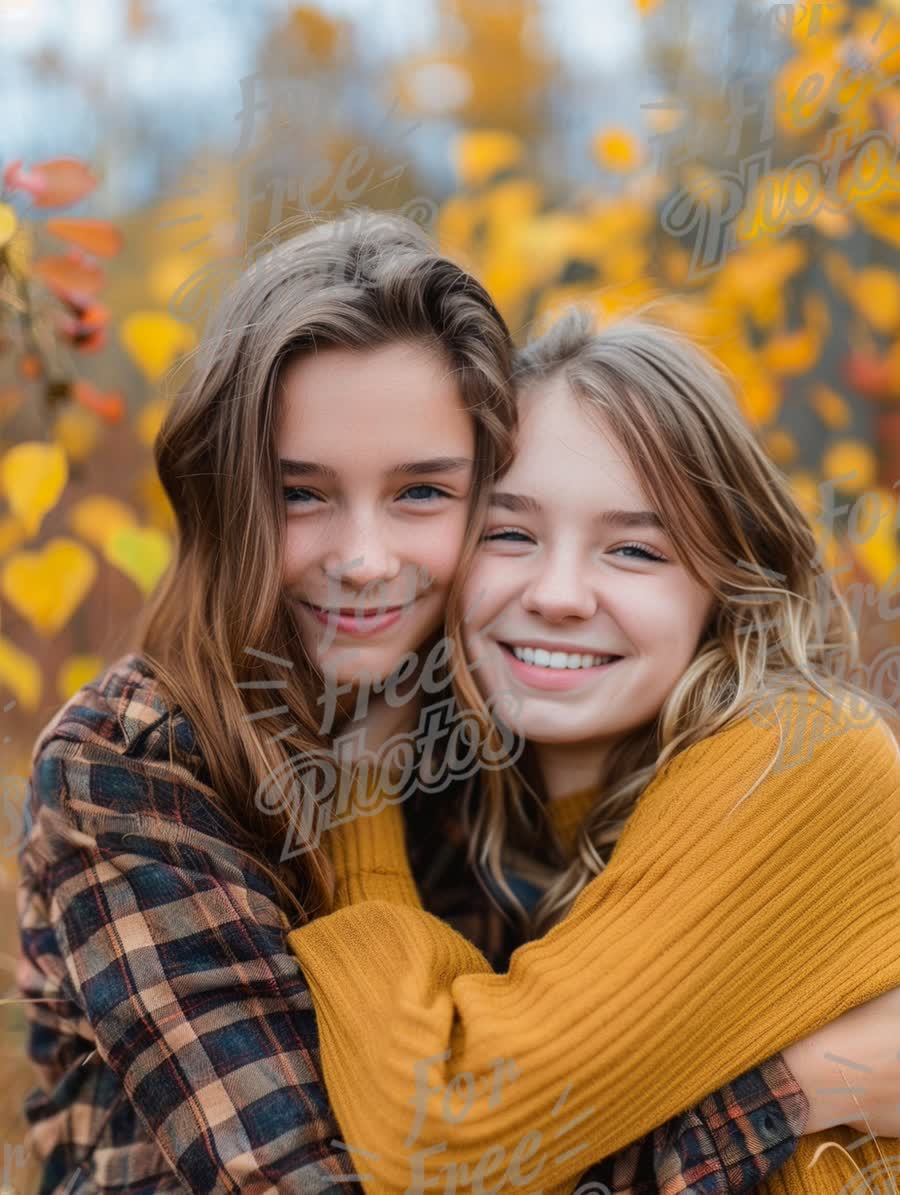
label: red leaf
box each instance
[71,379,124,422]
[5,158,98,208]
[45,218,123,257]
[36,252,105,297]
[841,351,893,398]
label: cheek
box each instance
[461,554,514,625]
[628,579,711,661]
[282,524,319,587]
[420,509,470,588]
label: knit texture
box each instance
[289,690,900,1195]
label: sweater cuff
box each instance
[696,1054,810,1190]
[326,790,423,910]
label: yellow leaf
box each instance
[789,1,846,41]
[5,221,32,280]
[435,194,484,253]
[479,179,543,230]
[809,383,852,429]
[53,406,100,463]
[136,398,172,448]
[774,51,839,136]
[0,441,67,537]
[851,267,900,335]
[1,538,96,634]
[763,428,797,466]
[289,5,341,61]
[821,439,878,494]
[104,526,172,596]
[453,130,523,188]
[846,489,900,586]
[0,204,17,251]
[119,311,197,383]
[68,496,138,552]
[57,653,104,702]
[762,328,819,374]
[0,634,41,712]
[135,469,176,533]
[790,471,840,569]
[633,0,663,11]
[716,338,781,425]
[761,293,828,375]
[811,206,852,238]
[593,128,644,173]
[0,515,27,556]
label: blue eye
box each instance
[401,484,449,502]
[613,542,668,562]
[283,486,321,506]
[482,528,533,543]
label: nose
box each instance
[322,511,402,592]
[521,548,598,622]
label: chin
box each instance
[317,650,396,688]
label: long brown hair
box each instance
[446,304,889,938]
[137,210,517,927]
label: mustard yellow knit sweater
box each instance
[288,692,900,1195]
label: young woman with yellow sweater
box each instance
[286,308,900,1195]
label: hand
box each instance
[783,986,900,1137]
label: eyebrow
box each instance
[279,456,473,479]
[489,492,665,529]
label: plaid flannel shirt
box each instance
[17,653,808,1194]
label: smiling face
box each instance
[462,373,715,763]
[278,340,475,688]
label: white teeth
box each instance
[510,646,617,670]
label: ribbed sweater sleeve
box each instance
[289,692,900,1195]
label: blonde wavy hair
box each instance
[137,209,517,928]
[445,304,889,939]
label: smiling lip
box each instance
[499,642,623,691]
[299,599,411,637]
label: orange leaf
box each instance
[4,158,98,208]
[35,253,105,297]
[44,218,123,258]
[842,350,895,398]
[71,380,125,423]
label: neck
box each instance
[535,739,612,802]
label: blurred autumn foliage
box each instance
[0,1,899,1181]
[0,0,899,761]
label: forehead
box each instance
[508,377,648,506]
[277,341,473,460]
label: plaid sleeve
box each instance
[570,1053,810,1195]
[26,737,364,1195]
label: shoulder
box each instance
[666,685,897,785]
[33,651,196,764]
[29,652,218,833]
[618,686,899,852]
